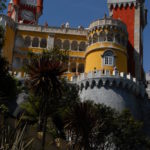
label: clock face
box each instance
[21,10,35,21]
[20,0,37,6]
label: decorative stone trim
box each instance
[89,18,127,33]
[107,0,138,10]
[72,71,147,98]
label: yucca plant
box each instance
[25,48,68,149]
[0,124,33,150]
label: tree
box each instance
[113,110,150,150]
[64,101,150,150]
[0,0,7,12]
[65,101,98,150]
[21,79,80,148]
[0,27,18,126]
[26,48,68,149]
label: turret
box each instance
[85,17,128,75]
[7,0,44,24]
[107,0,147,81]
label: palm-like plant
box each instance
[0,124,33,150]
[26,48,68,149]
[65,101,98,150]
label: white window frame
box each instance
[103,56,114,66]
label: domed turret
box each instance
[85,17,128,75]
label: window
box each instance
[71,41,78,51]
[93,33,98,43]
[32,37,39,47]
[79,42,86,51]
[115,34,120,44]
[63,40,70,50]
[40,38,47,48]
[54,39,62,49]
[89,37,92,45]
[104,56,114,65]
[24,36,31,47]
[99,31,107,42]
[107,32,113,42]
[102,50,115,66]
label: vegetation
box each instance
[65,101,150,150]
[25,49,68,149]
[0,0,7,12]
[0,22,149,150]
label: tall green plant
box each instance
[0,125,33,150]
[26,48,68,150]
[0,0,7,12]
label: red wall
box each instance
[112,5,135,76]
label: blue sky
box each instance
[4,0,150,72]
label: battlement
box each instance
[89,18,127,33]
[72,70,146,98]
[107,0,139,9]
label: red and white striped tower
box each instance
[107,0,147,81]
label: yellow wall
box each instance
[85,43,127,74]
[2,25,15,65]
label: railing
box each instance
[71,70,136,83]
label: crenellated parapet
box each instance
[72,71,147,98]
[89,18,127,33]
[107,0,138,10]
[88,17,128,48]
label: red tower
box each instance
[7,0,43,24]
[107,0,147,81]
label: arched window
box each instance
[24,36,31,47]
[15,35,24,48]
[63,40,70,50]
[99,31,107,42]
[115,34,120,44]
[102,50,115,66]
[54,39,62,49]
[107,32,113,42]
[93,33,98,43]
[40,38,47,48]
[71,41,78,51]
[79,42,86,51]
[32,37,39,47]
[70,62,76,72]
[89,36,92,45]
[121,36,125,46]
[78,64,84,73]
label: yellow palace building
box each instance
[1,0,150,128]
[1,0,147,81]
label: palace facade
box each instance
[1,0,150,129]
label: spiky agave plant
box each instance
[0,124,33,150]
[25,48,68,149]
